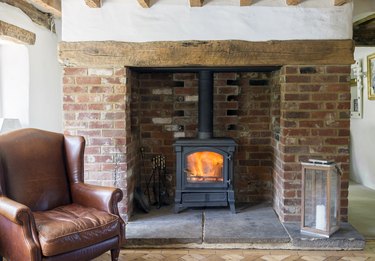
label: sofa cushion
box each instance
[33,204,120,257]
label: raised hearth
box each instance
[126,204,365,250]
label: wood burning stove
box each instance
[174,138,236,213]
[174,70,237,213]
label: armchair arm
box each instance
[71,182,123,214]
[71,183,126,244]
[0,196,31,224]
[0,196,41,260]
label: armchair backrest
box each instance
[0,128,72,211]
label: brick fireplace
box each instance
[62,59,351,223]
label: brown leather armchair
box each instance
[0,128,125,261]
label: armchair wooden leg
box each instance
[111,248,120,261]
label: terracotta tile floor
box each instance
[94,241,375,260]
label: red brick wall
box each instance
[62,67,136,221]
[135,72,273,204]
[62,65,350,222]
[133,73,177,202]
[273,65,350,222]
[270,70,283,218]
[236,72,273,203]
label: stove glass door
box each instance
[185,151,224,183]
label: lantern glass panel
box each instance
[301,160,341,237]
[330,169,339,227]
[304,169,327,230]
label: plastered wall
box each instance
[62,0,353,42]
[0,3,62,132]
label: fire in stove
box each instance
[186,151,224,182]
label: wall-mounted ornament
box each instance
[351,60,363,118]
[367,53,375,100]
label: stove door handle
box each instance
[227,155,232,161]
[227,179,231,186]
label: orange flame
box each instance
[186,151,223,182]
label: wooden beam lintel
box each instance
[59,40,354,68]
[0,20,36,45]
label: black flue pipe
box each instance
[198,70,213,139]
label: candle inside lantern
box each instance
[316,204,326,230]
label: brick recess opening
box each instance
[63,65,350,222]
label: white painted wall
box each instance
[0,44,29,126]
[350,0,375,190]
[0,3,62,132]
[62,0,353,42]
[351,47,375,190]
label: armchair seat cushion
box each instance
[33,203,120,257]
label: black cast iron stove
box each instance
[174,70,237,213]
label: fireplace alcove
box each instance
[129,66,281,215]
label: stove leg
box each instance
[228,190,236,214]
[229,202,236,214]
[174,190,182,213]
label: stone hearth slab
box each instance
[284,222,365,250]
[126,203,291,246]
[125,204,365,250]
[204,204,290,244]
[126,206,203,245]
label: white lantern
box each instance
[301,159,341,237]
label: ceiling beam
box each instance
[0,20,36,45]
[189,0,204,7]
[354,13,375,27]
[0,0,53,30]
[240,0,251,6]
[26,0,61,17]
[286,0,300,5]
[137,0,150,8]
[334,0,350,6]
[84,0,102,8]
[353,16,375,46]
[353,27,375,47]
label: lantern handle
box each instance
[335,163,343,176]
